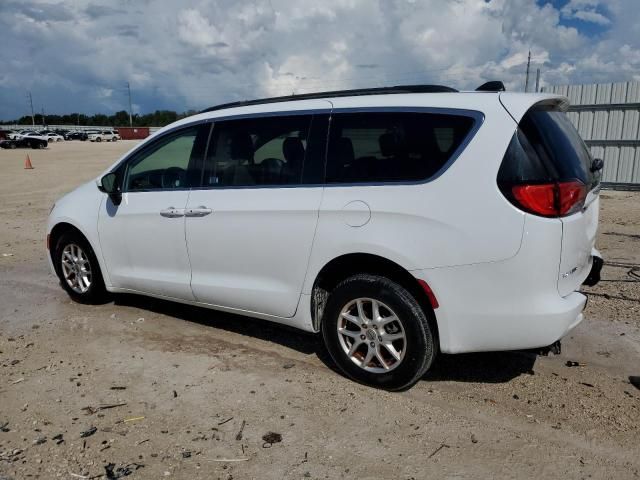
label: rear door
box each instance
[184,109,330,317]
[502,101,601,295]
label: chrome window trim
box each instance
[111,106,484,192]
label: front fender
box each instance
[48,182,111,287]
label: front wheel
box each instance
[321,274,436,391]
[96,137,102,142]
[54,231,108,304]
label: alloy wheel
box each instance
[60,244,92,294]
[336,298,406,373]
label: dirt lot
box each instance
[1,141,639,479]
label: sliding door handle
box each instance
[160,207,185,218]
[185,206,213,218]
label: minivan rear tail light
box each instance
[511,180,587,217]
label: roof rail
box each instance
[201,84,458,113]
[476,81,505,92]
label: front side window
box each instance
[326,111,476,183]
[203,115,313,187]
[124,126,201,191]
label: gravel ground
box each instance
[0,141,639,479]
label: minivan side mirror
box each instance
[98,172,122,206]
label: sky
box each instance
[0,0,638,120]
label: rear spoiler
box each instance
[476,81,505,92]
[499,94,570,123]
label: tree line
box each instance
[0,110,199,128]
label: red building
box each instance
[116,127,150,140]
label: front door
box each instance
[185,110,330,317]
[98,124,209,299]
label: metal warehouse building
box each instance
[543,81,640,185]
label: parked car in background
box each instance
[65,131,88,141]
[41,132,64,142]
[1,136,47,149]
[10,130,32,139]
[47,83,603,390]
[88,130,119,142]
[21,132,49,142]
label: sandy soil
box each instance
[0,141,639,479]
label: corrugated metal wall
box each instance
[543,81,640,184]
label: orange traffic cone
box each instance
[24,154,34,170]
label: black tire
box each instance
[9,143,16,149]
[38,142,46,149]
[321,274,436,391]
[53,231,108,304]
[96,137,102,142]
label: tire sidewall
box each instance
[322,275,434,391]
[54,232,107,304]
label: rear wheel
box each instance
[321,274,436,391]
[54,231,108,304]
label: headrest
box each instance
[229,132,254,161]
[338,137,354,163]
[379,133,396,157]
[283,137,305,162]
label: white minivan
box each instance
[47,84,603,390]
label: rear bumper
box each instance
[414,265,586,354]
[411,214,587,354]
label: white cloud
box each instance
[0,0,638,119]
[561,0,611,25]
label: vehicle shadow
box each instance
[423,351,537,384]
[113,293,538,385]
[113,293,322,356]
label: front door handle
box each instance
[185,206,212,218]
[160,207,185,218]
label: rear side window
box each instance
[326,111,475,183]
[498,105,598,190]
[203,115,316,187]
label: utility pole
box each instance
[524,50,531,93]
[27,91,35,126]
[535,68,541,93]
[126,82,133,127]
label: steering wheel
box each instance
[161,167,185,189]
